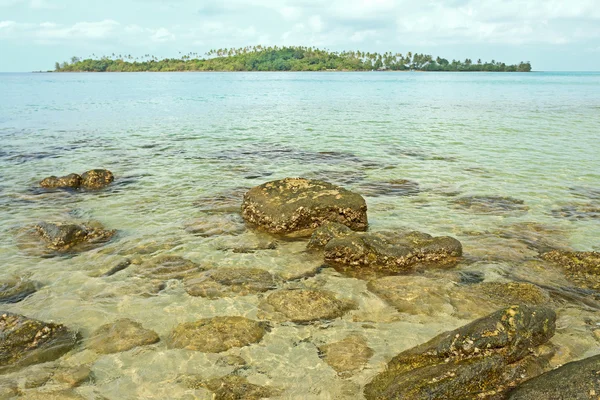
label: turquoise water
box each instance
[0,72,599,398]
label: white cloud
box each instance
[307,15,324,32]
[151,27,175,43]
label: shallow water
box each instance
[1,71,599,399]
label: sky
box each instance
[1,0,599,72]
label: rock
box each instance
[184,214,245,237]
[87,319,160,354]
[364,305,556,399]
[39,173,82,190]
[34,221,115,252]
[51,365,92,387]
[186,375,280,399]
[241,178,368,236]
[324,230,462,275]
[466,282,550,307]
[136,255,203,280]
[307,222,352,251]
[215,355,247,367]
[184,268,276,298]
[168,316,267,353]
[80,169,114,189]
[542,250,600,290]
[258,289,357,323]
[507,354,600,400]
[0,379,18,398]
[453,195,529,214]
[18,389,86,399]
[0,312,78,374]
[101,259,131,277]
[318,335,373,376]
[0,278,38,303]
[551,203,600,220]
[357,179,420,197]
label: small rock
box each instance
[215,354,247,367]
[87,319,160,354]
[51,365,93,387]
[34,221,115,252]
[184,268,276,298]
[40,173,82,190]
[136,255,202,280]
[0,278,38,303]
[80,169,114,189]
[319,335,373,376]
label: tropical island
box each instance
[54,46,532,72]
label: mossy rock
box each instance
[241,178,368,236]
[80,169,114,189]
[136,255,203,280]
[258,289,357,323]
[87,318,160,354]
[34,221,115,252]
[0,279,39,304]
[39,173,82,190]
[467,282,550,307]
[307,222,352,251]
[507,354,600,399]
[318,335,373,376]
[0,312,78,374]
[542,250,600,290]
[364,305,556,399]
[168,316,267,353]
[184,268,276,298]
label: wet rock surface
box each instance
[185,375,280,399]
[307,222,352,251]
[322,230,462,275]
[33,221,115,252]
[453,195,529,214]
[318,334,373,376]
[135,255,203,280]
[168,316,267,353]
[40,169,114,190]
[241,178,368,236]
[0,312,78,374]
[258,289,357,323]
[87,318,160,354]
[364,305,557,399]
[0,278,39,303]
[542,250,600,290]
[184,268,276,298]
[507,354,600,400]
[39,173,82,190]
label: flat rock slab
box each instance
[184,268,276,298]
[364,305,556,399]
[34,221,115,252]
[258,289,357,323]
[87,318,160,354]
[0,312,78,374]
[0,279,38,304]
[507,354,600,400]
[542,250,600,290]
[241,178,368,236]
[318,335,373,376]
[168,316,267,353]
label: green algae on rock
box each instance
[323,230,462,275]
[507,354,600,399]
[241,178,368,236]
[258,289,357,323]
[0,278,39,304]
[168,316,267,353]
[87,318,160,354]
[34,221,116,252]
[184,267,276,298]
[542,250,600,290]
[39,173,82,190]
[0,312,78,374]
[80,169,114,189]
[318,334,373,377]
[363,305,556,399]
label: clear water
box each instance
[1,72,599,399]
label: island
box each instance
[54,46,532,72]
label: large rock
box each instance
[241,178,368,236]
[39,174,82,190]
[258,289,357,323]
[34,221,115,252]
[0,312,78,374]
[80,169,114,189]
[323,230,462,275]
[184,268,276,298]
[87,318,160,354]
[168,316,267,353]
[364,305,556,399]
[507,354,600,399]
[542,250,600,290]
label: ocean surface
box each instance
[0,71,599,399]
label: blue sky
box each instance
[1,0,599,71]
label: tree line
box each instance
[54,46,532,72]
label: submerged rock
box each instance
[80,169,114,189]
[185,375,280,399]
[34,221,115,252]
[39,174,82,190]
[323,230,462,275]
[0,312,78,374]
[0,278,39,303]
[363,305,556,399]
[168,316,267,353]
[453,195,528,214]
[507,354,600,399]
[551,203,600,220]
[241,178,368,236]
[307,222,352,251]
[258,289,357,323]
[184,268,276,298]
[136,255,203,280]
[318,335,373,376]
[357,179,420,197]
[87,318,160,354]
[184,213,246,237]
[542,250,600,290]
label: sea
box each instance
[0,71,599,399]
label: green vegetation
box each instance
[54,46,532,72]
